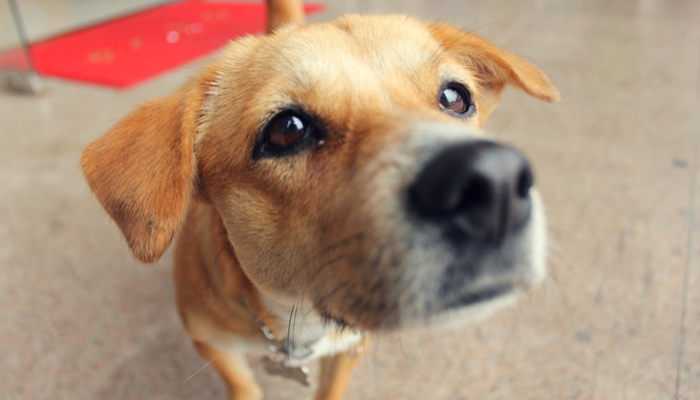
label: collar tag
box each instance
[262,356,311,387]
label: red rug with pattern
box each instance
[14,1,323,88]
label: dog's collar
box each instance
[239,294,365,357]
[239,294,315,386]
[239,294,318,362]
[240,294,364,387]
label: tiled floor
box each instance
[1,0,699,399]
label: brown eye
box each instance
[254,110,322,159]
[438,84,473,115]
[267,113,309,149]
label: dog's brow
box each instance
[270,27,442,97]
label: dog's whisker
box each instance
[208,244,228,297]
[314,254,348,274]
[545,267,563,290]
[371,333,382,381]
[497,132,532,142]
[316,278,351,306]
[315,231,367,258]
[437,26,471,47]
[542,246,575,308]
[539,271,572,310]
[546,243,576,274]
[547,224,573,239]
[396,333,419,375]
[181,306,279,384]
[466,19,517,35]
[426,32,448,65]
[291,301,297,352]
[286,303,296,360]
[489,116,517,140]
[300,287,319,337]
[293,292,303,351]
[538,195,559,208]
[181,355,223,385]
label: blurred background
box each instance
[1,0,699,399]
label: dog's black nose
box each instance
[409,141,534,244]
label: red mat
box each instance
[0,48,31,71]
[19,1,324,88]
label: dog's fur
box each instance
[81,1,559,399]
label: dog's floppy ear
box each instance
[430,23,560,103]
[81,77,207,263]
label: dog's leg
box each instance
[314,341,367,400]
[266,0,304,33]
[193,341,262,400]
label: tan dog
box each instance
[82,0,559,399]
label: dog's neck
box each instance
[240,293,333,363]
[239,284,365,366]
[205,206,362,363]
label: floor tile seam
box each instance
[674,31,700,400]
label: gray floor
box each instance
[0,0,170,50]
[2,0,700,399]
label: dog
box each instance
[81,0,559,398]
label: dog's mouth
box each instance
[319,282,517,331]
[441,283,515,311]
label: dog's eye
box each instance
[268,113,309,148]
[439,84,474,116]
[255,110,323,159]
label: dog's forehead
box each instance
[203,15,477,146]
[266,15,445,93]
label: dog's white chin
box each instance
[403,292,518,333]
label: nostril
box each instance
[516,166,534,199]
[408,177,461,217]
[459,175,491,211]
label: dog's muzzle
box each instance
[315,124,546,330]
[396,136,544,321]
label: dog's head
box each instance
[82,15,559,331]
